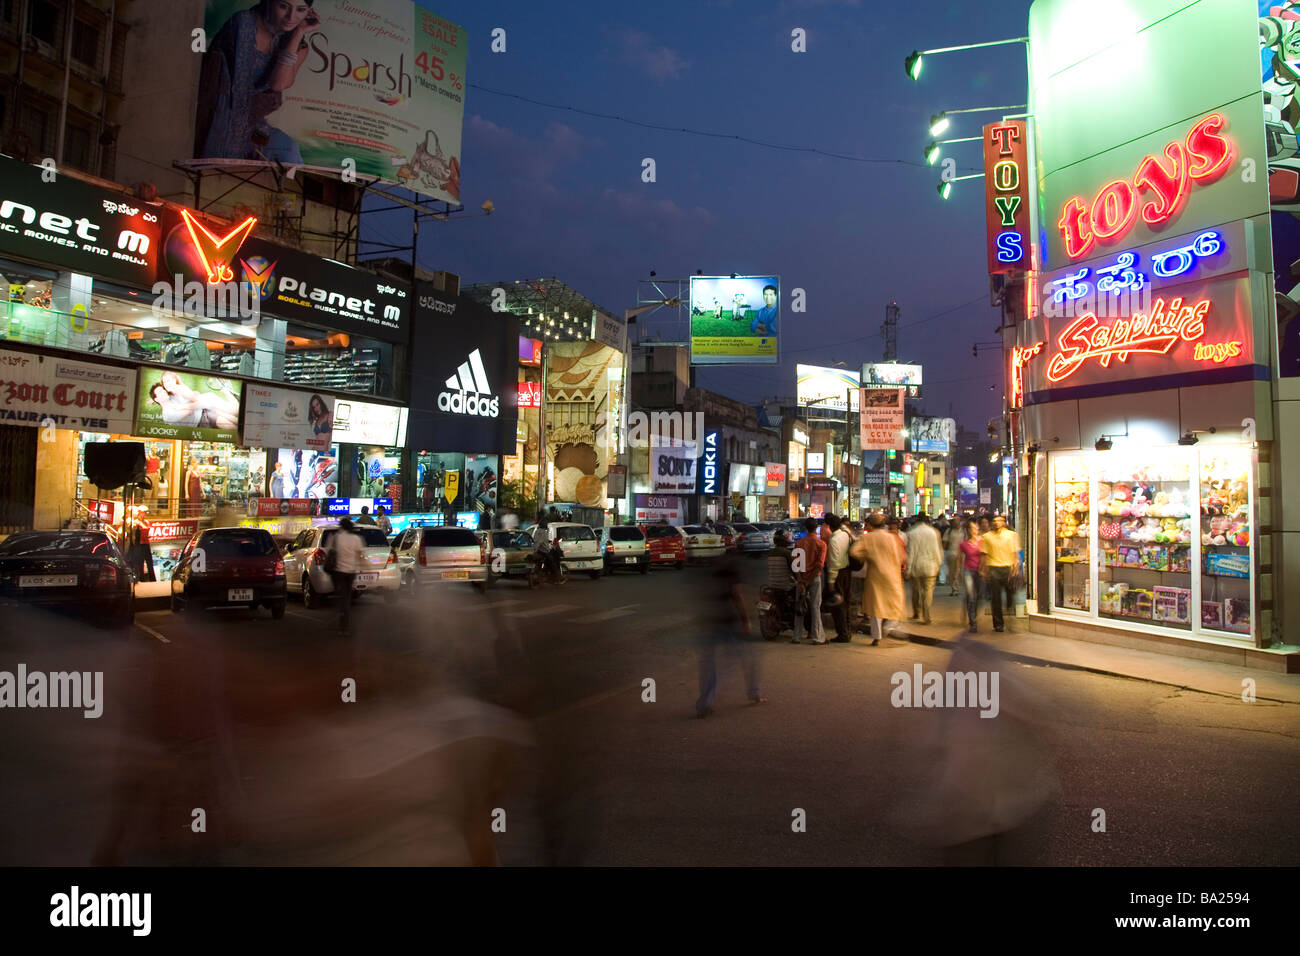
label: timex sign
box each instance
[0,155,161,286]
[698,429,720,495]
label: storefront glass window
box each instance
[1199,449,1252,635]
[181,442,265,515]
[1053,455,1090,612]
[357,446,403,506]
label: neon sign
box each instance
[1045,297,1211,382]
[1045,230,1224,303]
[1057,114,1234,259]
[1010,341,1044,408]
[983,120,1030,275]
[1192,340,1242,363]
[179,209,257,284]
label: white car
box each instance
[282,524,401,608]
[546,522,603,579]
[678,525,725,562]
[595,525,649,574]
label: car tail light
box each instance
[479,543,488,565]
[95,564,118,588]
[689,536,699,545]
[312,548,327,566]
[737,534,746,543]
[274,558,285,577]
[386,551,396,565]
[419,547,427,567]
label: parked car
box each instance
[0,530,134,630]
[170,527,286,618]
[714,523,738,552]
[679,525,725,562]
[596,525,648,574]
[282,524,400,608]
[391,526,488,587]
[640,523,686,569]
[732,522,774,554]
[477,529,536,583]
[548,523,602,579]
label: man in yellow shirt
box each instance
[979,514,1021,632]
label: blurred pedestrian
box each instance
[979,514,1022,633]
[792,517,826,644]
[695,552,763,717]
[959,519,984,631]
[356,506,377,526]
[906,514,943,625]
[374,505,392,536]
[944,516,964,596]
[825,514,853,642]
[328,517,366,636]
[856,513,906,645]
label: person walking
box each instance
[959,519,984,631]
[944,516,964,596]
[854,513,907,645]
[356,506,377,526]
[792,517,826,644]
[825,514,854,642]
[327,517,367,636]
[906,514,944,624]
[695,551,763,717]
[374,505,392,536]
[979,514,1022,633]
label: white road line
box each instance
[134,621,171,644]
[504,605,579,619]
[571,604,641,623]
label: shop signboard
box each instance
[592,312,627,352]
[241,384,334,451]
[277,447,339,499]
[0,349,136,433]
[888,470,905,485]
[748,468,767,495]
[519,337,542,366]
[653,444,698,493]
[134,369,241,442]
[859,387,905,451]
[911,417,955,453]
[796,364,860,411]
[861,363,922,398]
[1260,1,1300,379]
[806,451,825,475]
[982,119,1030,274]
[634,494,684,524]
[764,462,787,494]
[144,518,200,541]
[196,1,467,206]
[696,428,721,495]
[331,398,405,445]
[408,284,519,455]
[607,464,626,498]
[247,498,322,517]
[688,275,780,366]
[518,381,541,408]
[727,463,753,495]
[0,155,162,287]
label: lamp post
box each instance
[904,37,1029,82]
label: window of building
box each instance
[27,0,60,46]
[64,124,90,171]
[71,18,101,69]
[19,102,51,156]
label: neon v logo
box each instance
[180,209,257,284]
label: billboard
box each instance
[331,398,405,445]
[861,362,922,398]
[276,446,339,499]
[911,417,956,453]
[697,428,721,495]
[689,275,779,365]
[135,369,242,442]
[796,364,860,411]
[1262,3,1300,378]
[196,1,467,205]
[652,445,698,493]
[764,462,787,494]
[957,465,979,509]
[859,387,905,451]
[0,350,136,434]
[983,120,1030,274]
[241,384,334,451]
[635,494,684,524]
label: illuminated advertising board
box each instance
[1261,2,1300,378]
[697,428,721,495]
[765,462,787,494]
[689,275,779,365]
[241,385,334,451]
[331,398,405,445]
[859,387,905,451]
[911,417,955,453]
[135,369,241,442]
[983,120,1030,274]
[796,364,860,411]
[861,362,922,398]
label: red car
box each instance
[170,527,287,618]
[639,523,686,569]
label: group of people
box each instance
[765,510,1024,644]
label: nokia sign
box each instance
[697,428,721,495]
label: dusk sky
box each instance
[363,0,1034,432]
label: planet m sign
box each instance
[697,428,720,495]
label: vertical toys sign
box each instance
[983,120,1030,274]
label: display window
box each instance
[1048,445,1253,639]
[357,446,403,505]
[77,433,177,518]
[181,442,264,512]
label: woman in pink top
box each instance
[959,522,984,632]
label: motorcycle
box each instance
[757,585,798,641]
[527,544,567,589]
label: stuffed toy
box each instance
[1176,518,1192,545]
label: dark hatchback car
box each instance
[0,530,134,629]
[170,527,286,618]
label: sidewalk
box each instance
[857,588,1300,705]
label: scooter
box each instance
[757,585,798,641]
[527,544,567,589]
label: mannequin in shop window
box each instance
[185,458,207,516]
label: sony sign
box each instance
[698,428,720,495]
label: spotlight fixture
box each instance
[1027,442,1041,454]
[1178,433,1198,446]
[929,112,950,136]
[905,50,924,81]
[938,181,952,200]
[925,142,941,165]
[1095,437,1113,451]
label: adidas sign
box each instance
[438,348,500,417]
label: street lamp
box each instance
[937,173,983,199]
[929,112,950,137]
[903,37,1029,82]
[925,135,981,166]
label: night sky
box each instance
[362,0,1034,432]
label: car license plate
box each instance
[443,570,469,580]
[228,588,254,602]
[624,557,638,564]
[358,573,378,584]
[18,575,77,588]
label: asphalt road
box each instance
[1,556,1297,866]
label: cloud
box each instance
[608,29,689,80]
[464,116,602,196]
[598,187,715,229]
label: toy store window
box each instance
[1197,447,1252,638]
[1095,451,1194,631]
[1052,455,1090,613]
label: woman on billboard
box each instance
[194,0,320,164]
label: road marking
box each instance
[285,608,318,622]
[572,604,641,623]
[134,621,171,644]
[505,604,579,619]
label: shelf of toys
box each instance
[1198,451,1251,634]
[1053,456,1091,612]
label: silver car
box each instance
[679,525,725,562]
[391,525,489,588]
[282,524,401,608]
[732,522,775,554]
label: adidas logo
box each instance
[438,348,500,417]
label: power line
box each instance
[469,82,982,171]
